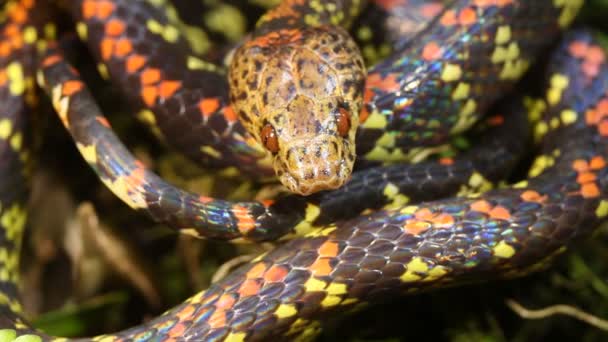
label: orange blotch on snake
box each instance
[62,80,84,96]
[440,10,458,26]
[318,241,339,257]
[599,121,608,137]
[140,68,161,85]
[310,258,333,277]
[81,0,96,19]
[261,199,275,208]
[9,5,27,24]
[232,205,256,234]
[41,54,61,67]
[114,38,133,57]
[141,85,158,107]
[590,156,606,170]
[582,183,600,198]
[414,208,433,220]
[198,98,220,117]
[216,294,236,309]
[166,323,187,338]
[577,172,597,184]
[96,0,116,19]
[598,99,608,114]
[587,46,606,64]
[238,279,262,297]
[422,41,442,61]
[366,73,400,92]
[100,38,114,60]
[568,40,588,58]
[0,42,11,57]
[432,213,455,227]
[105,19,126,36]
[404,220,431,235]
[126,54,147,73]
[208,311,227,328]
[489,206,511,220]
[264,265,288,282]
[572,159,589,172]
[520,190,546,203]
[159,80,181,98]
[175,304,196,320]
[458,7,477,26]
[439,157,454,165]
[222,106,238,122]
[470,200,492,213]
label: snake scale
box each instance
[2,0,608,341]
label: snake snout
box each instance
[277,136,353,196]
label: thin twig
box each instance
[506,299,608,331]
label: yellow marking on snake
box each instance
[1,204,26,242]
[76,143,97,164]
[494,241,516,258]
[0,119,12,140]
[534,121,549,142]
[451,99,477,133]
[304,277,327,292]
[547,73,569,105]
[452,82,470,100]
[294,203,321,236]
[7,62,25,96]
[361,112,387,129]
[275,304,297,319]
[495,25,511,44]
[326,282,347,296]
[560,109,577,124]
[440,64,462,82]
[596,200,608,218]
[400,257,429,282]
[321,295,342,307]
[529,154,555,177]
[9,133,21,151]
[555,0,584,27]
[187,56,222,72]
[224,332,246,342]
[23,26,37,44]
[200,146,221,159]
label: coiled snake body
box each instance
[2,0,608,341]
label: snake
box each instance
[2,0,608,341]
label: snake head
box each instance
[229,26,365,195]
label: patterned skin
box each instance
[33,0,579,242]
[5,27,608,341]
[2,0,608,341]
[69,0,582,193]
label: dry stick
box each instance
[506,299,608,331]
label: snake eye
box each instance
[337,105,351,137]
[261,123,279,153]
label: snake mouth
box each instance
[275,136,354,196]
